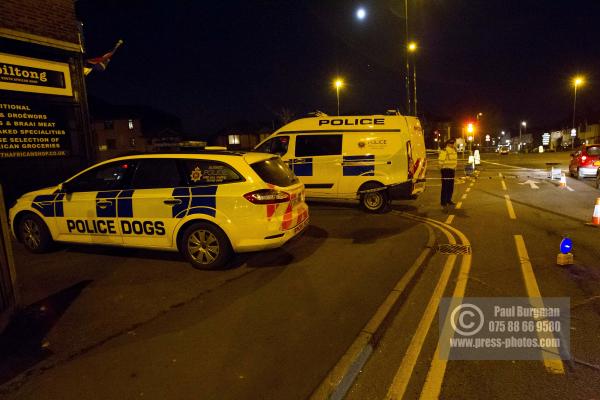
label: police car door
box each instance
[56,160,135,244]
[293,134,342,198]
[121,158,184,248]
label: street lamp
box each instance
[519,121,526,152]
[408,41,418,116]
[572,76,585,149]
[333,78,344,116]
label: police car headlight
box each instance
[244,189,290,205]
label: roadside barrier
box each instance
[559,174,567,189]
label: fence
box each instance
[0,185,18,332]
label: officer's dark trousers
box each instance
[440,168,455,205]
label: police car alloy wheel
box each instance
[181,222,232,270]
[360,183,389,213]
[18,213,53,253]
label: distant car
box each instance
[499,146,510,155]
[9,152,309,269]
[569,144,600,179]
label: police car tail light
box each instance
[244,189,290,204]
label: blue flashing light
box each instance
[560,238,573,254]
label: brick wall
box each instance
[0,0,79,44]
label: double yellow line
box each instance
[386,212,472,400]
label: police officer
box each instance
[438,138,458,207]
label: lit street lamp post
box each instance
[519,121,526,152]
[408,41,418,116]
[572,76,584,149]
[334,78,344,116]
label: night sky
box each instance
[76,0,600,137]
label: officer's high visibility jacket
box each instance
[438,146,458,170]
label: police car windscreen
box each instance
[251,157,299,187]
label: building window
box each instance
[104,120,114,130]
[228,134,240,145]
[106,139,116,150]
[128,119,134,130]
[130,137,136,147]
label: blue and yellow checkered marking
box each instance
[33,186,219,220]
[171,186,218,218]
[292,158,313,176]
[343,155,375,176]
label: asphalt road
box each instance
[2,151,600,400]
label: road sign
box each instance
[542,133,550,145]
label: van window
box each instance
[256,136,289,156]
[295,135,342,157]
[251,157,299,187]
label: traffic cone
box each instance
[586,198,600,227]
[559,173,567,189]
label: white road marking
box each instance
[444,214,455,225]
[465,188,471,193]
[461,194,467,200]
[455,202,463,209]
[519,180,540,189]
[501,180,507,191]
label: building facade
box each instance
[0,0,92,204]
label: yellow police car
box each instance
[9,151,309,269]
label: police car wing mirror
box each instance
[59,182,74,194]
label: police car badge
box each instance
[190,166,203,182]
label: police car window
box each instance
[295,135,342,157]
[182,160,243,185]
[130,159,184,189]
[256,136,289,156]
[251,157,298,187]
[68,161,135,192]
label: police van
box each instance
[255,113,427,212]
[9,152,309,269]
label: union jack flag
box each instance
[84,39,124,76]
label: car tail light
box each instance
[244,189,290,204]
[582,155,587,162]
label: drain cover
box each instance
[437,244,472,255]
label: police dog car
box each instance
[255,113,426,212]
[9,152,309,269]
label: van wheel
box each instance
[18,213,53,253]
[359,183,389,213]
[180,222,232,270]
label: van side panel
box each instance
[338,129,408,198]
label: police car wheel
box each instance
[181,223,232,269]
[360,184,389,213]
[18,213,53,253]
